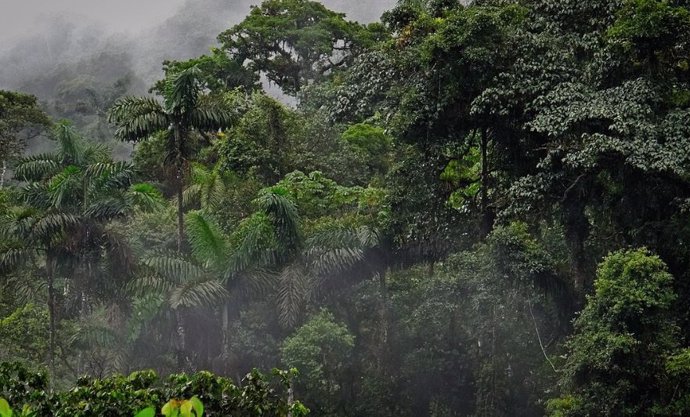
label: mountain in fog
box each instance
[0,0,396,98]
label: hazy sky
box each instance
[0,0,395,92]
[0,0,187,43]
[0,0,392,45]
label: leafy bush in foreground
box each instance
[0,362,306,417]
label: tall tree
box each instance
[0,122,159,380]
[217,0,377,96]
[108,66,233,252]
[549,249,682,416]
[0,90,51,187]
[131,211,231,370]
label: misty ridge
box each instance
[0,0,394,157]
[0,0,395,99]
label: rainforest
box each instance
[1,0,690,416]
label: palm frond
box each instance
[233,268,277,297]
[85,160,133,181]
[71,316,119,348]
[142,252,206,284]
[255,190,301,252]
[185,211,229,270]
[308,247,364,276]
[188,100,233,131]
[228,214,278,272]
[84,196,129,220]
[276,263,310,328]
[32,212,80,241]
[81,142,112,164]
[5,273,46,305]
[128,274,176,297]
[356,226,380,248]
[185,164,234,210]
[127,294,165,342]
[165,66,203,115]
[18,183,52,209]
[183,183,202,208]
[54,122,86,165]
[108,96,169,142]
[0,247,40,271]
[13,154,60,181]
[48,165,82,208]
[1,206,38,239]
[305,225,378,276]
[169,279,229,309]
[127,183,164,212]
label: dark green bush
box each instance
[0,362,303,417]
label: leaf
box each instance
[185,211,228,270]
[180,401,193,417]
[0,398,13,417]
[134,407,155,417]
[190,396,204,417]
[162,400,178,417]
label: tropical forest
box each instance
[1,0,690,416]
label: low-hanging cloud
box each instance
[0,0,396,97]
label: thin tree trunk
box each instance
[564,198,590,297]
[222,303,230,360]
[480,129,493,238]
[175,309,187,370]
[0,160,6,188]
[173,125,188,369]
[177,169,184,253]
[174,125,185,253]
[287,379,295,417]
[46,253,56,387]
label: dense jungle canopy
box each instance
[2,0,690,416]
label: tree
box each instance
[0,122,160,380]
[230,175,381,328]
[131,211,231,370]
[549,249,680,417]
[0,90,51,186]
[217,0,376,95]
[108,65,234,252]
[281,310,355,416]
[158,49,260,95]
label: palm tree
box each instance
[183,163,234,211]
[108,66,234,252]
[232,188,379,327]
[0,122,161,380]
[129,211,231,370]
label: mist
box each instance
[0,0,395,95]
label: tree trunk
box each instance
[177,169,184,253]
[479,129,494,238]
[174,125,185,253]
[0,160,6,188]
[46,253,56,387]
[222,303,230,360]
[564,198,590,298]
[175,309,187,370]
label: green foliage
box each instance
[0,305,49,365]
[218,0,374,95]
[0,363,302,417]
[6,0,690,416]
[608,0,690,65]
[340,123,391,176]
[550,249,683,416]
[282,310,354,416]
[159,396,203,417]
[0,91,51,162]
